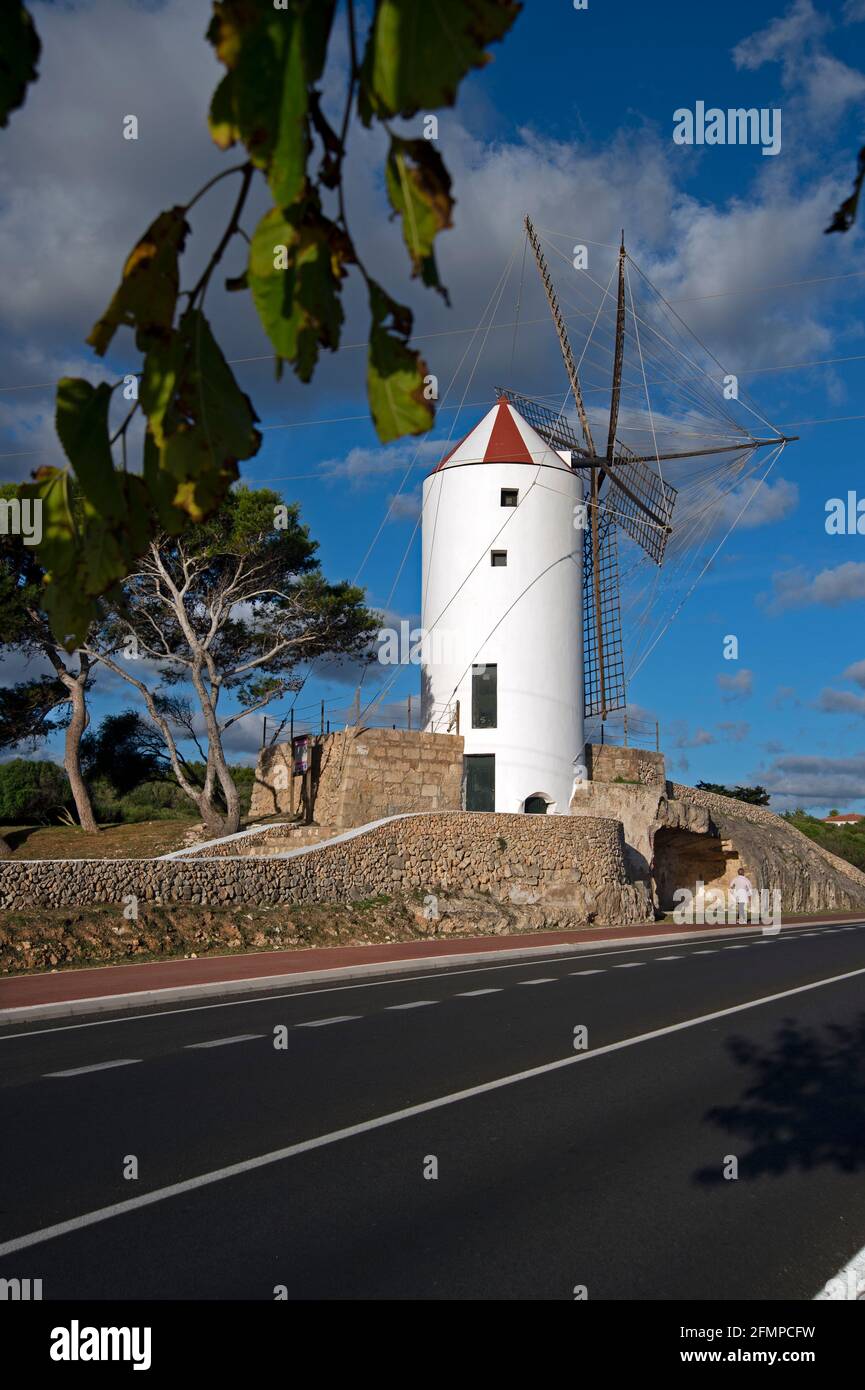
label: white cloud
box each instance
[717,668,754,701]
[768,561,865,611]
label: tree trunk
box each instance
[65,676,98,833]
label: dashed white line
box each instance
[385,1001,437,1011]
[185,1034,263,1049]
[44,1059,141,1078]
[656,955,682,961]
[296,1015,360,1028]
[456,988,501,997]
[517,978,556,986]
[613,962,645,969]
[570,969,605,976]
[692,950,717,955]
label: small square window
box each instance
[491,550,507,567]
[500,488,518,508]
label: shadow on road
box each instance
[694,1014,865,1183]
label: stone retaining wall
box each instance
[0,812,650,925]
[586,744,666,786]
[251,727,464,827]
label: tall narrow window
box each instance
[472,663,497,729]
[500,488,518,508]
[490,550,507,567]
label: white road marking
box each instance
[44,1059,141,1078]
[613,962,645,969]
[296,1015,359,1028]
[692,950,717,955]
[814,1241,865,1300]
[569,969,604,976]
[385,1001,437,1010]
[656,955,682,961]
[184,1034,263,1050]
[7,961,865,1260]
[517,978,556,986]
[456,989,501,997]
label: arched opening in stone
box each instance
[652,826,737,911]
[524,793,553,814]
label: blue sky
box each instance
[3,0,865,811]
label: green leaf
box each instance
[359,0,521,120]
[385,137,453,301]
[207,73,240,151]
[19,468,77,585]
[366,281,434,443]
[248,201,352,381]
[206,0,337,207]
[55,378,124,524]
[0,3,40,129]
[141,310,261,523]
[87,207,189,356]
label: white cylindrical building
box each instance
[421,396,584,814]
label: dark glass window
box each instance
[490,550,507,567]
[500,488,518,508]
[472,663,497,729]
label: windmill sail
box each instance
[498,215,796,725]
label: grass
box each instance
[0,818,201,860]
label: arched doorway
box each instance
[652,826,734,910]
[524,794,550,814]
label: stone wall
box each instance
[0,812,650,925]
[585,744,666,786]
[250,728,464,828]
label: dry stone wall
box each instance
[251,728,464,827]
[0,812,650,926]
[585,744,666,787]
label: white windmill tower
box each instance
[421,397,585,813]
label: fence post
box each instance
[623,711,628,747]
[289,710,295,816]
[320,699,325,735]
[455,699,460,736]
[407,694,412,731]
[261,715,267,750]
[353,687,360,727]
[655,720,660,752]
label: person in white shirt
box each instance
[728,870,754,923]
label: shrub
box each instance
[0,759,70,823]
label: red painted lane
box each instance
[0,914,862,1012]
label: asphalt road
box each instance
[1,922,865,1300]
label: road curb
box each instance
[1,919,859,1026]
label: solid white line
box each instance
[517,978,556,985]
[814,1241,865,1300]
[0,927,837,1041]
[455,989,501,997]
[44,1059,141,1078]
[184,1035,263,1050]
[6,962,865,1260]
[385,1001,437,1010]
[295,1015,359,1028]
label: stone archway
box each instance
[652,826,737,911]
